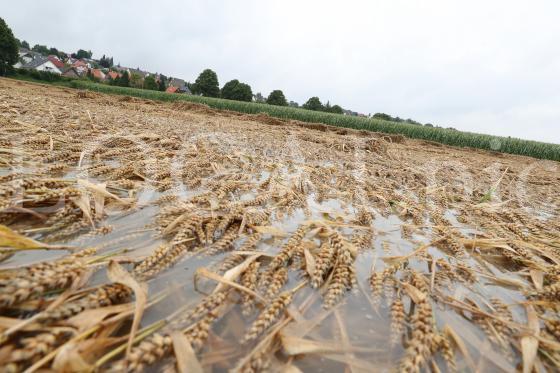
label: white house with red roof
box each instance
[20,56,62,74]
[47,55,65,70]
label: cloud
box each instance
[4,0,559,143]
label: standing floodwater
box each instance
[0,79,559,372]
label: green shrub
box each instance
[16,68,67,82]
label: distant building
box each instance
[72,60,89,75]
[47,55,65,69]
[61,66,81,79]
[129,67,150,78]
[90,69,106,81]
[20,56,62,74]
[167,77,191,94]
[165,86,179,94]
[13,48,43,68]
[342,109,359,116]
[106,71,120,81]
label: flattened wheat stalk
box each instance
[118,333,172,372]
[399,278,434,373]
[184,309,219,349]
[215,232,262,274]
[37,283,132,324]
[260,226,306,289]
[390,296,406,346]
[0,249,95,307]
[243,291,293,343]
[433,333,458,373]
[369,270,383,299]
[216,252,245,274]
[241,261,261,316]
[134,243,192,279]
[264,267,288,300]
[323,261,351,309]
[207,223,240,255]
[114,305,222,371]
[239,347,272,373]
[490,297,512,337]
[321,231,358,308]
[311,242,335,288]
[0,263,86,307]
[171,291,228,329]
[3,329,72,371]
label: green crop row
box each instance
[70,80,560,162]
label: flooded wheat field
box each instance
[0,78,559,372]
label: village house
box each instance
[13,48,43,68]
[106,70,120,81]
[167,77,191,93]
[20,56,61,74]
[12,47,192,92]
[71,60,89,75]
[47,55,65,70]
[89,69,106,81]
[61,66,81,79]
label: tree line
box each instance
[189,68,344,113]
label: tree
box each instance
[0,18,18,76]
[372,113,393,121]
[192,69,219,97]
[21,40,29,49]
[266,90,288,106]
[288,101,299,108]
[118,71,130,87]
[253,92,265,103]
[99,55,113,68]
[158,74,167,91]
[302,97,324,111]
[221,79,253,101]
[330,105,343,114]
[32,44,49,55]
[72,49,92,59]
[144,75,158,90]
[321,101,343,114]
[130,73,143,89]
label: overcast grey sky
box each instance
[4,0,559,143]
